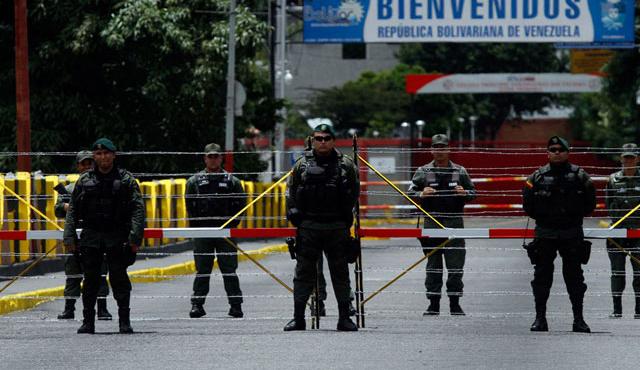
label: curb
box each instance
[0,243,287,316]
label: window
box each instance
[342,43,366,60]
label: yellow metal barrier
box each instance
[0,175,290,265]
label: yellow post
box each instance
[158,179,172,245]
[173,179,187,240]
[16,172,31,263]
[140,182,158,247]
[254,183,265,228]
[265,182,273,228]
[278,182,287,227]
[43,176,59,257]
[242,181,255,229]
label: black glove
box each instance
[286,237,297,260]
[287,208,303,227]
[346,237,361,264]
[523,240,539,265]
[123,243,137,266]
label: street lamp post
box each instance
[457,117,465,148]
[415,120,425,147]
[469,115,478,148]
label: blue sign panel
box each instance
[303,0,635,46]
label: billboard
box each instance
[303,0,635,46]
[405,73,604,94]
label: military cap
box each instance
[547,136,569,151]
[313,124,336,138]
[75,150,93,163]
[621,143,638,158]
[431,134,449,147]
[91,138,116,152]
[204,143,221,155]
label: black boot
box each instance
[572,304,591,333]
[449,296,465,316]
[77,309,95,334]
[530,304,548,332]
[530,316,548,332]
[118,308,134,334]
[337,302,357,331]
[283,318,306,331]
[57,299,76,320]
[423,297,440,316]
[348,301,356,317]
[189,304,206,318]
[97,298,113,321]
[609,296,622,318]
[228,304,244,318]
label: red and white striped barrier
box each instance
[361,176,608,186]
[360,203,606,210]
[1,227,638,240]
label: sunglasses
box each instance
[547,147,567,154]
[313,136,333,142]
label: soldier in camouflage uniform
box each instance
[409,134,476,316]
[605,143,640,319]
[187,143,246,319]
[284,124,359,332]
[64,138,145,334]
[56,151,111,321]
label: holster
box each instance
[523,239,540,265]
[286,237,297,260]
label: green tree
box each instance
[571,3,640,152]
[0,0,273,175]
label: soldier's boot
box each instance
[97,298,113,321]
[634,297,640,319]
[77,309,95,334]
[336,302,358,332]
[284,300,307,331]
[118,308,134,334]
[530,305,548,332]
[423,297,440,316]
[449,296,465,316]
[228,304,244,318]
[609,296,622,318]
[189,304,206,318]
[572,304,591,333]
[57,299,76,320]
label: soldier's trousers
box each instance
[293,228,352,318]
[531,238,587,312]
[316,257,355,302]
[80,245,132,312]
[606,238,640,298]
[419,238,465,299]
[64,253,109,300]
[191,238,243,306]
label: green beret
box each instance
[547,136,569,151]
[313,124,336,138]
[91,138,117,152]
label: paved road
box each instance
[0,218,638,369]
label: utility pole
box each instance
[14,0,31,172]
[273,0,287,178]
[224,0,237,172]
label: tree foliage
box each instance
[0,0,273,176]
[571,3,640,153]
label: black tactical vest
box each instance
[78,169,130,232]
[193,173,235,226]
[295,151,353,222]
[421,166,465,213]
[531,164,587,228]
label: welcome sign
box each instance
[303,0,635,45]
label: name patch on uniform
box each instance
[448,182,458,187]
[197,179,210,186]
[429,183,438,187]
[218,183,228,188]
